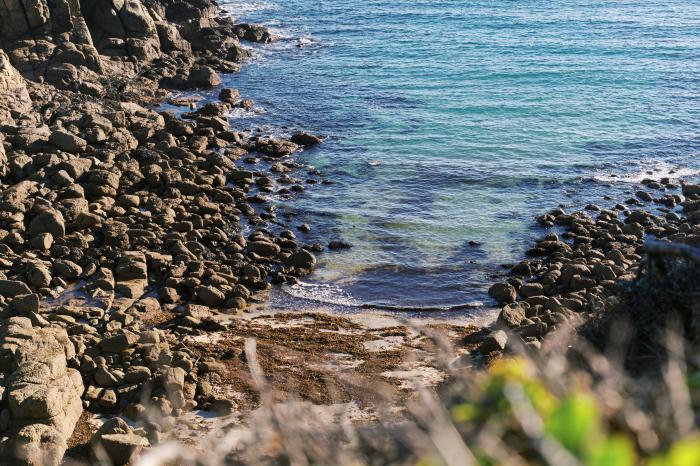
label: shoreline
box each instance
[0,0,697,464]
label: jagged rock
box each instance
[0,50,30,124]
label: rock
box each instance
[286,249,317,270]
[101,332,139,353]
[188,66,221,88]
[13,424,66,466]
[498,303,526,328]
[27,265,52,289]
[233,23,278,43]
[290,132,323,146]
[54,260,82,280]
[198,286,225,307]
[249,241,281,258]
[11,294,39,314]
[0,280,32,298]
[98,433,149,465]
[30,232,53,250]
[125,366,151,384]
[328,240,352,250]
[49,130,87,154]
[489,283,517,304]
[94,367,119,387]
[29,209,65,239]
[161,367,186,411]
[479,330,508,355]
[519,282,544,298]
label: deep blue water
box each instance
[213,0,700,312]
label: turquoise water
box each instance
[216,0,700,310]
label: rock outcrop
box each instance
[0,316,83,465]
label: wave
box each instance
[592,160,700,184]
[282,281,485,313]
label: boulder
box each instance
[49,130,87,153]
[0,280,32,298]
[286,249,317,270]
[488,283,516,304]
[98,433,149,465]
[28,209,65,239]
[187,66,221,88]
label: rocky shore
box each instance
[0,0,344,463]
[478,177,698,358]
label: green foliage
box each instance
[650,437,700,466]
[545,393,600,456]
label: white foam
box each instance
[219,0,279,15]
[282,281,362,307]
[593,160,700,184]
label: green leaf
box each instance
[586,436,635,466]
[545,393,600,456]
[451,403,478,423]
[649,437,700,466]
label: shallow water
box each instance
[213,0,700,312]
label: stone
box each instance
[479,330,508,355]
[519,282,544,298]
[13,424,66,466]
[0,280,32,298]
[489,283,517,304]
[98,433,149,465]
[125,366,151,384]
[49,130,87,154]
[290,132,323,146]
[198,286,225,307]
[188,66,221,88]
[161,367,186,411]
[286,249,317,270]
[249,241,281,258]
[54,260,82,280]
[27,265,52,289]
[498,303,526,328]
[101,332,139,353]
[30,232,53,250]
[11,294,40,314]
[29,209,66,239]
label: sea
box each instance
[201,0,700,316]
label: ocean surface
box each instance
[210,0,700,314]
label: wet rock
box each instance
[286,249,317,270]
[489,283,517,304]
[291,132,323,146]
[249,241,280,258]
[328,240,352,250]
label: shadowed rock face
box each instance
[0,0,102,82]
[0,317,84,465]
[0,50,31,125]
